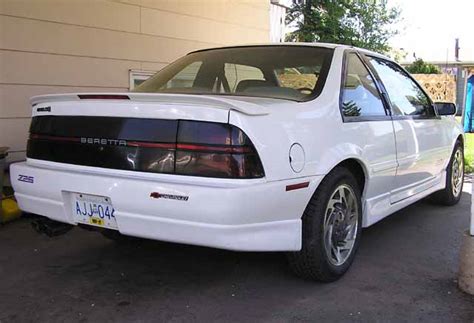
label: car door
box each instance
[340,51,398,224]
[365,56,453,203]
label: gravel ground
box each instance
[0,184,473,322]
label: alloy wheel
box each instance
[451,149,464,197]
[323,184,359,266]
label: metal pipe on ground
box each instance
[458,180,474,294]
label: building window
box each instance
[270,0,291,42]
[129,70,156,90]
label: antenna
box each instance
[455,38,460,62]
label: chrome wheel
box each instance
[323,184,359,266]
[451,149,463,197]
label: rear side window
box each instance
[368,57,434,117]
[341,53,386,117]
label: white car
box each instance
[10,43,464,281]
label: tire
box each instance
[287,166,363,282]
[430,141,464,206]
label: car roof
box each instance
[188,42,391,60]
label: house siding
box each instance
[0,0,271,163]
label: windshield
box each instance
[133,46,334,102]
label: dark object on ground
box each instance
[31,216,73,237]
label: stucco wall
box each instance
[0,0,270,163]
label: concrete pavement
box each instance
[0,185,473,322]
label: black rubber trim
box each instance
[343,115,393,122]
[30,116,178,143]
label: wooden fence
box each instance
[412,74,456,103]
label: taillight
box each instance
[175,121,264,179]
[28,117,264,179]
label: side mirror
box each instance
[434,102,457,116]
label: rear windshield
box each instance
[133,46,334,102]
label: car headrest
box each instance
[345,74,362,89]
[236,80,274,92]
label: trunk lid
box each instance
[27,92,266,178]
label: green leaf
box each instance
[285,0,401,54]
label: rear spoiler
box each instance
[30,93,270,116]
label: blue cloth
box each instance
[464,78,473,132]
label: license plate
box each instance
[72,193,117,229]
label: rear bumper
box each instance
[11,161,322,251]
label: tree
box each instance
[405,59,441,74]
[388,47,408,63]
[286,0,401,54]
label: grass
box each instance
[455,117,473,173]
[465,133,474,173]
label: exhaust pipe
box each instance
[31,217,73,237]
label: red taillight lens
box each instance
[78,94,130,100]
[28,117,264,179]
[175,121,264,179]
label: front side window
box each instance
[133,46,334,102]
[368,57,434,116]
[341,53,386,117]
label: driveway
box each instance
[0,184,473,322]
